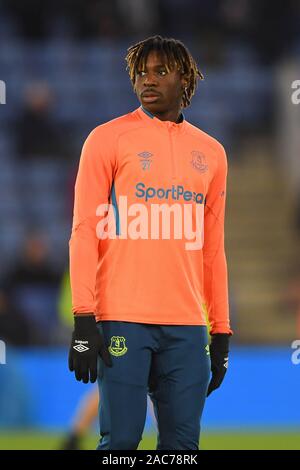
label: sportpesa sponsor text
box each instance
[135,182,205,204]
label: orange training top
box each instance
[69,106,232,334]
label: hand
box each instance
[207,333,230,397]
[68,314,112,383]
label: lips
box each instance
[141,91,161,103]
[142,91,160,97]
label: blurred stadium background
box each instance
[0,0,300,450]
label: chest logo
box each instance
[138,151,153,171]
[190,151,208,173]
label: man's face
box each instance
[134,50,187,115]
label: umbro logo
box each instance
[73,340,89,353]
[73,344,89,353]
[138,151,153,171]
[224,357,229,369]
[138,151,152,159]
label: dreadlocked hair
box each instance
[125,35,204,108]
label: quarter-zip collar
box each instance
[136,106,187,134]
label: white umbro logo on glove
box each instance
[224,357,229,369]
[73,340,90,353]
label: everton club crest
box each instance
[190,151,208,173]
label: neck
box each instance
[142,105,183,123]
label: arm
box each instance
[203,144,232,335]
[203,144,232,396]
[68,127,115,382]
[69,126,116,314]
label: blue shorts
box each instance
[97,321,210,450]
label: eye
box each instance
[137,70,146,77]
[158,69,167,76]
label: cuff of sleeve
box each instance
[210,325,233,336]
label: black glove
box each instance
[68,314,112,383]
[207,333,230,397]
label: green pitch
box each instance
[0,431,300,450]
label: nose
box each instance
[143,72,158,87]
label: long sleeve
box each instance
[203,144,232,335]
[69,126,116,314]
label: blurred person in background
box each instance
[60,387,100,450]
[68,35,232,450]
[2,233,61,344]
[60,387,157,450]
[16,82,72,161]
[3,0,54,40]
[116,0,161,37]
[251,0,300,65]
[66,0,123,39]
[0,290,32,346]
